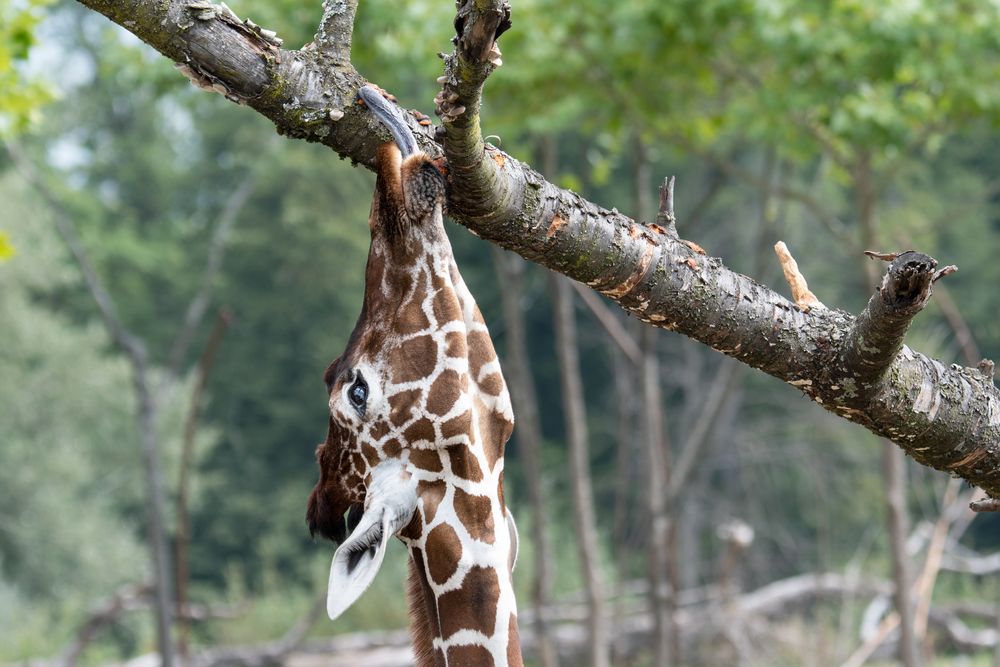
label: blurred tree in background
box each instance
[4,0,1000,665]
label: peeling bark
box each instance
[73,0,1000,497]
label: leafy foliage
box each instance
[0,0,53,135]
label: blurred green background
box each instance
[3,0,1000,664]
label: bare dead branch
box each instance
[972,499,1000,513]
[666,359,742,505]
[774,241,826,311]
[657,176,677,236]
[176,310,232,657]
[190,593,326,667]
[932,264,958,283]
[56,583,151,667]
[5,141,144,363]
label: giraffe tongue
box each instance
[324,460,417,621]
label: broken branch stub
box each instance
[838,251,938,407]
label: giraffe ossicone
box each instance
[307,85,523,666]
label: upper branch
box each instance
[314,0,359,64]
[74,0,1000,497]
[839,251,938,406]
[434,0,514,220]
[76,0,437,166]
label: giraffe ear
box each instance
[325,460,417,620]
[506,510,519,572]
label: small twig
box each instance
[863,250,901,262]
[971,498,1000,513]
[657,175,677,236]
[176,309,233,657]
[932,264,958,283]
[773,241,825,311]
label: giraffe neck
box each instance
[359,165,520,664]
[403,481,521,667]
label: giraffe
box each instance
[306,84,523,667]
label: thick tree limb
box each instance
[73,0,1000,497]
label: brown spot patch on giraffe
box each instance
[408,447,443,473]
[427,369,465,417]
[399,511,424,541]
[389,388,423,427]
[446,443,484,482]
[497,470,506,513]
[426,523,462,585]
[440,410,472,441]
[507,613,522,666]
[454,487,495,543]
[390,334,438,384]
[395,292,431,335]
[407,550,443,644]
[467,330,496,382]
[361,442,379,467]
[475,395,513,470]
[382,437,402,458]
[444,330,467,358]
[478,371,505,396]
[368,420,390,441]
[431,283,463,324]
[447,644,494,666]
[402,417,436,447]
[438,565,500,639]
[417,479,447,525]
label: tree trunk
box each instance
[493,249,559,667]
[134,359,176,667]
[550,274,610,667]
[642,327,673,667]
[884,443,920,667]
[176,311,230,657]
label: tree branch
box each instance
[73,0,1000,498]
[839,251,939,406]
[314,0,359,64]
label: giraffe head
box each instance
[307,86,521,665]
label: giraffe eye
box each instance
[347,372,368,415]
